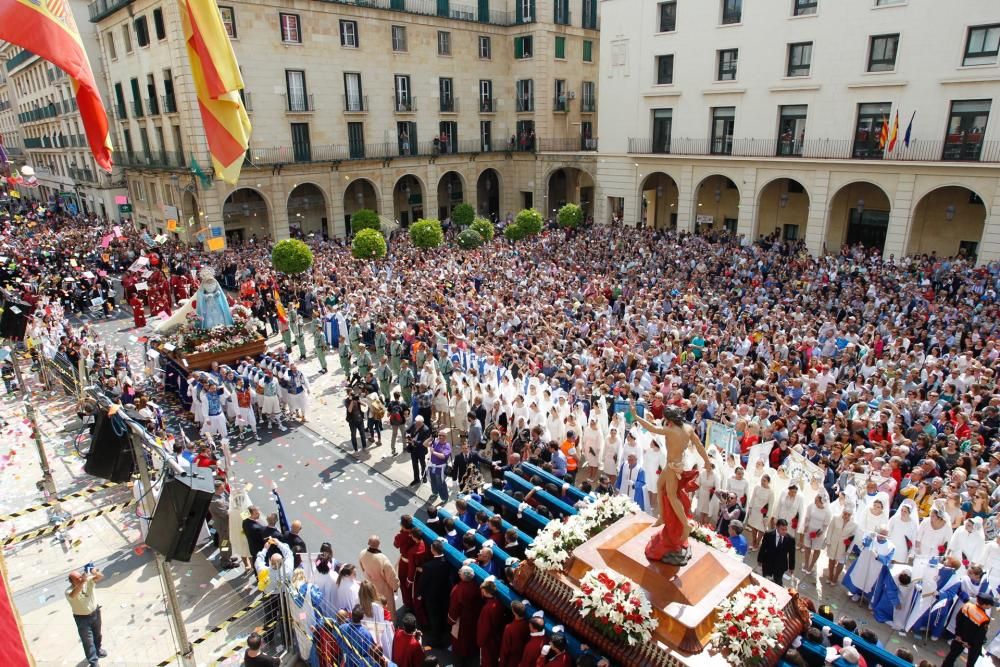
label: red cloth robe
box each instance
[477,597,509,667]
[392,530,415,608]
[448,580,483,658]
[391,628,424,667]
[645,469,698,562]
[518,633,546,667]
[121,273,138,302]
[407,539,429,626]
[129,295,146,328]
[536,651,572,667]
[499,618,530,667]
[171,274,192,302]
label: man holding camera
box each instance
[66,565,106,666]
[407,415,432,486]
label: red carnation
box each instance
[582,585,593,594]
[614,625,624,635]
[751,647,761,657]
[603,592,614,604]
[728,625,739,638]
[757,590,767,600]
[724,613,733,621]
[631,598,641,607]
[574,599,583,608]
[938,544,947,555]
[616,603,625,613]
[621,582,632,594]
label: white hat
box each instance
[532,610,544,619]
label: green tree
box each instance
[557,203,583,229]
[351,228,387,259]
[410,218,444,249]
[515,208,544,236]
[350,208,381,235]
[503,222,527,242]
[451,202,475,228]
[456,228,484,249]
[271,239,314,275]
[470,217,495,242]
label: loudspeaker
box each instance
[83,410,137,483]
[145,472,215,562]
[0,297,29,341]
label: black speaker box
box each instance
[83,410,137,483]
[145,472,215,562]
[0,297,29,340]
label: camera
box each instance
[83,562,95,574]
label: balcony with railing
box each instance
[4,49,36,73]
[554,5,571,25]
[439,97,458,113]
[479,98,496,113]
[553,96,568,113]
[516,96,534,112]
[18,105,60,124]
[23,137,44,149]
[115,103,127,120]
[315,0,525,27]
[132,99,144,118]
[625,136,1000,163]
[117,151,187,170]
[581,97,596,113]
[284,93,314,113]
[393,96,417,113]
[162,93,177,113]
[343,95,367,113]
[145,96,160,115]
[537,137,598,152]
[88,0,136,22]
[242,134,548,167]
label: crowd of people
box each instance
[5,187,1000,667]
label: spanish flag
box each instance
[0,0,113,171]
[274,289,288,324]
[887,110,899,152]
[180,0,251,184]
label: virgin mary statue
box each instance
[194,267,234,329]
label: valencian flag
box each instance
[0,0,113,171]
[879,114,889,150]
[180,0,251,184]
[887,110,900,152]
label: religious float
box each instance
[512,422,810,667]
[149,266,265,370]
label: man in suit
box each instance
[757,517,795,585]
[242,506,266,573]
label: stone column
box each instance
[270,175,290,241]
[736,167,758,243]
[977,176,1000,265]
[676,165,695,233]
[885,173,915,261]
[804,170,830,256]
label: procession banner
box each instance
[705,420,738,455]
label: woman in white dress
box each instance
[948,517,987,566]
[887,499,918,563]
[333,563,361,613]
[746,473,775,550]
[727,466,749,507]
[801,492,832,574]
[641,437,667,517]
[580,416,605,482]
[694,461,720,525]
[852,493,889,552]
[824,502,858,585]
[358,580,393,659]
[914,504,953,559]
[773,484,806,536]
[602,427,624,483]
[310,554,339,617]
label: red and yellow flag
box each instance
[274,289,288,324]
[0,0,113,171]
[887,110,899,152]
[878,115,889,150]
[180,0,251,184]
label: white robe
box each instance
[746,484,774,532]
[802,502,832,550]
[915,518,953,559]
[887,509,918,563]
[948,526,986,565]
[847,537,894,596]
